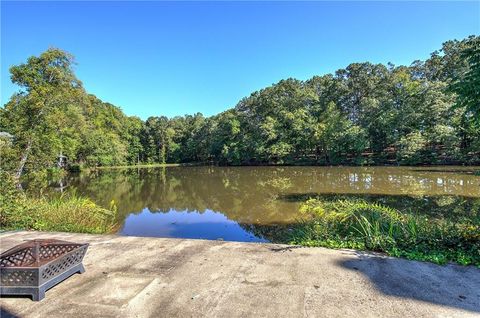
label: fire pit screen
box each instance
[0,239,89,301]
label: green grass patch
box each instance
[290,198,479,266]
[1,172,117,234]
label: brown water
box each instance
[60,166,480,242]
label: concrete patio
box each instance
[0,231,479,317]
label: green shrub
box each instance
[396,131,427,164]
[0,172,31,229]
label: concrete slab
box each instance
[0,231,479,318]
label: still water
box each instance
[60,166,480,242]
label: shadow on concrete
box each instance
[336,251,480,313]
[268,245,304,253]
[0,306,20,318]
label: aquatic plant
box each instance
[292,198,480,266]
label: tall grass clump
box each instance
[24,195,117,233]
[1,171,117,234]
[291,198,479,266]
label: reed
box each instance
[292,198,480,266]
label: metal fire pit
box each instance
[0,239,89,301]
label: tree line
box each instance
[1,36,479,178]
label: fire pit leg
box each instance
[31,263,86,301]
[78,264,85,274]
[32,288,45,301]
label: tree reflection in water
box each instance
[53,166,479,241]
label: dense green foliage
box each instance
[138,36,479,166]
[0,172,116,233]
[0,49,144,176]
[1,36,479,175]
[291,198,479,266]
[451,36,480,122]
[0,37,478,263]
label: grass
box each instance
[1,172,117,234]
[24,195,117,233]
[1,194,117,234]
[290,198,480,266]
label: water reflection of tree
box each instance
[67,167,300,223]
[278,193,480,222]
[66,166,480,226]
[239,223,293,243]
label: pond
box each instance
[57,166,480,242]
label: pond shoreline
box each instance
[89,162,480,171]
[8,165,479,266]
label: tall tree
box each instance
[1,48,86,178]
[2,36,479,172]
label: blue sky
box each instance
[1,1,479,119]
